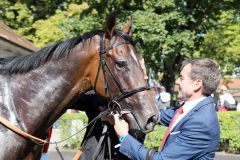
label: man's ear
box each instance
[122,17,132,36]
[103,12,116,39]
[194,79,203,91]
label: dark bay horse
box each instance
[0,14,159,159]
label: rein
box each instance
[0,116,49,144]
[0,109,111,145]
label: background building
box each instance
[0,22,38,57]
[220,78,240,103]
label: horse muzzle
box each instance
[122,110,159,133]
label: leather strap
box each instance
[92,124,108,159]
[0,116,48,144]
[72,148,83,160]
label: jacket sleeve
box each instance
[119,135,163,160]
[118,108,178,160]
[159,107,177,126]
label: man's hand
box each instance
[101,114,129,137]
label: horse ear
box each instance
[104,12,116,39]
[122,17,132,36]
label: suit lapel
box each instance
[171,96,214,132]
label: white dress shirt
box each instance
[170,97,207,131]
[159,92,171,103]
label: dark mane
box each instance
[0,29,134,74]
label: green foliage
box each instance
[199,10,240,77]
[30,10,66,47]
[218,111,240,153]
[63,12,101,39]
[144,125,166,150]
[0,0,67,23]
[58,112,88,149]
[0,1,34,33]
[59,112,88,122]
[27,2,97,48]
[130,7,196,90]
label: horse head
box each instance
[90,13,159,133]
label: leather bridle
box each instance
[87,32,151,159]
[94,33,150,116]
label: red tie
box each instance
[159,107,183,151]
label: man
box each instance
[155,85,171,110]
[219,85,236,110]
[103,58,221,160]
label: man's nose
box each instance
[175,78,180,84]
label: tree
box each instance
[0,1,34,36]
[199,10,240,77]
[27,3,100,47]
[1,0,239,93]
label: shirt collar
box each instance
[182,97,206,113]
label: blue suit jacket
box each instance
[119,96,220,160]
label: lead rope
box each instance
[55,142,64,160]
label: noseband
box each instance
[94,33,150,115]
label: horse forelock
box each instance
[0,29,134,74]
[114,29,134,45]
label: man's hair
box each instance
[181,58,222,96]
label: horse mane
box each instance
[0,29,134,74]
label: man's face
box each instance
[175,64,197,102]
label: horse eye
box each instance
[116,61,127,70]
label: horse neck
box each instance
[8,41,99,132]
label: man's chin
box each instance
[177,95,186,103]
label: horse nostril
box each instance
[148,115,158,124]
[145,115,159,132]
